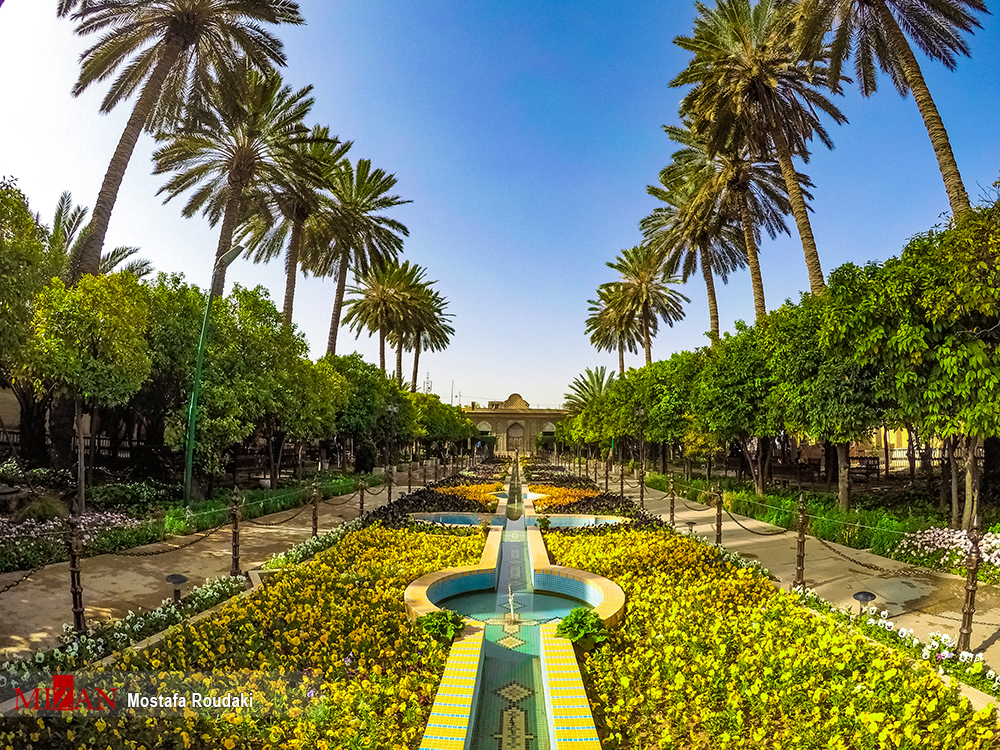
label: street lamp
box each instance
[635,406,646,509]
[183,246,244,504]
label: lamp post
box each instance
[386,403,398,504]
[183,246,243,504]
[635,407,646,509]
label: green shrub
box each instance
[417,609,466,643]
[556,606,607,646]
[89,481,180,511]
[13,495,69,523]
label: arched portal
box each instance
[476,421,493,435]
[507,423,524,452]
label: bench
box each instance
[849,456,879,482]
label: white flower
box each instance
[881,610,889,619]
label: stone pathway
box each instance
[0,481,408,658]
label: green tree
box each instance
[396,285,454,393]
[238,125,352,326]
[65,0,303,280]
[603,245,690,365]
[804,0,985,218]
[302,159,411,357]
[693,322,781,495]
[766,293,885,509]
[0,179,51,464]
[673,0,846,295]
[643,152,747,343]
[26,274,151,510]
[657,122,804,322]
[342,260,424,375]
[822,205,1000,528]
[585,285,642,375]
[153,66,320,297]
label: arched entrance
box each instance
[506,423,524,452]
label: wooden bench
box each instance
[849,456,879,482]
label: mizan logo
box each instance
[14,675,117,712]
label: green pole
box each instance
[183,246,243,504]
[183,290,214,504]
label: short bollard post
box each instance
[668,475,675,527]
[957,516,983,653]
[229,487,241,578]
[619,458,624,497]
[715,485,723,545]
[65,515,86,635]
[795,493,806,590]
[604,456,609,492]
[311,481,319,538]
[360,480,366,514]
[407,460,412,494]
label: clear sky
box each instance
[1,1,998,408]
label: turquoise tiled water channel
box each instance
[438,514,587,750]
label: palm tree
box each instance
[802,0,985,218]
[564,367,616,417]
[302,159,410,356]
[642,165,746,343]
[673,0,847,295]
[398,287,454,393]
[603,246,690,365]
[342,260,423,374]
[585,286,642,375]
[658,122,806,323]
[238,125,352,325]
[65,0,303,281]
[37,191,153,279]
[153,66,320,297]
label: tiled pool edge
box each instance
[411,497,507,749]
[540,623,602,749]
[409,489,624,749]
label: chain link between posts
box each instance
[0,563,48,597]
[110,522,228,557]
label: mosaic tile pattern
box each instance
[539,623,601,749]
[419,628,486,750]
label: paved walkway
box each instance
[0,480,410,658]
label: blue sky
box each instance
[1,1,998,407]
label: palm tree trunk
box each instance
[395,338,404,386]
[211,190,243,297]
[326,247,350,356]
[764,101,826,295]
[282,219,303,327]
[411,332,422,392]
[700,244,720,343]
[642,303,652,365]
[738,191,767,322]
[379,327,386,373]
[72,36,185,283]
[618,340,625,376]
[873,1,971,219]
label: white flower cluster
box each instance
[894,526,999,568]
[262,516,363,570]
[0,510,149,545]
[0,575,246,679]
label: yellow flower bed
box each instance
[437,482,501,511]
[545,527,998,749]
[4,526,484,750]
[528,484,599,512]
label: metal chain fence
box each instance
[110,522,227,557]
